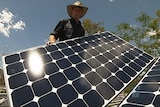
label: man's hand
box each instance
[47,35,56,45]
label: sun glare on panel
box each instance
[28,51,44,76]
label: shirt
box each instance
[50,18,85,41]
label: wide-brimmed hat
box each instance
[67,1,88,18]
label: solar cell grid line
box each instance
[119,58,160,107]
[2,31,155,107]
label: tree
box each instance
[0,69,5,86]
[115,10,160,56]
[82,19,105,35]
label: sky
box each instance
[0,0,160,55]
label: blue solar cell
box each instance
[56,42,68,49]
[41,54,52,63]
[56,58,72,69]
[7,62,24,75]
[73,77,91,94]
[39,92,61,107]
[148,70,160,75]
[9,73,28,89]
[76,62,91,74]
[134,58,146,67]
[84,90,104,106]
[87,48,99,56]
[129,62,142,71]
[86,58,101,68]
[72,45,83,52]
[80,43,92,49]
[5,54,20,64]
[11,86,34,107]
[112,58,125,68]
[85,72,102,86]
[66,40,77,46]
[96,66,111,79]
[68,54,82,64]
[95,46,106,53]
[62,48,74,56]
[64,67,80,80]
[74,38,85,44]
[107,76,124,91]
[78,51,92,60]
[139,54,151,63]
[44,62,59,75]
[124,52,135,60]
[142,76,160,82]
[49,72,68,88]
[95,55,108,64]
[123,66,136,77]
[57,84,78,104]
[50,50,64,60]
[127,93,155,105]
[119,55,130,63]
[88,41,98,47]
[45,45,58,52]
[103,52,115,60]
[27,70,45,81]
[153,95,160,107]
[96,82,115,100]
[135,84,160,92]
[110,49,121,56]
[116,70,131,83]
[105,62,119,73]
[32,78,52,97]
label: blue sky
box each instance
[0,0,160,54]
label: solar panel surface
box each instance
[2,31,154,107]
[120,58,160,107]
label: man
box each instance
[47,1,88,44]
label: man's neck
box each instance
[71,18,79,24]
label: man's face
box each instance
[71,7,83,19]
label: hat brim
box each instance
[67,5,88,18]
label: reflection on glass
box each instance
[28,51,44,76]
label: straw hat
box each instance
[67,1,88,18]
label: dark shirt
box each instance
[50,18,85,41]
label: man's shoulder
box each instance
[57,18,71,26]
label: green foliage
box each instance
[115,9,160,57]
[156,10,160,17]
[149,18,160,30]
[82,19,105,35]
[135,12,152,28]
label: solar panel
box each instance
[2,31,154,107]
[119,58,160,107]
